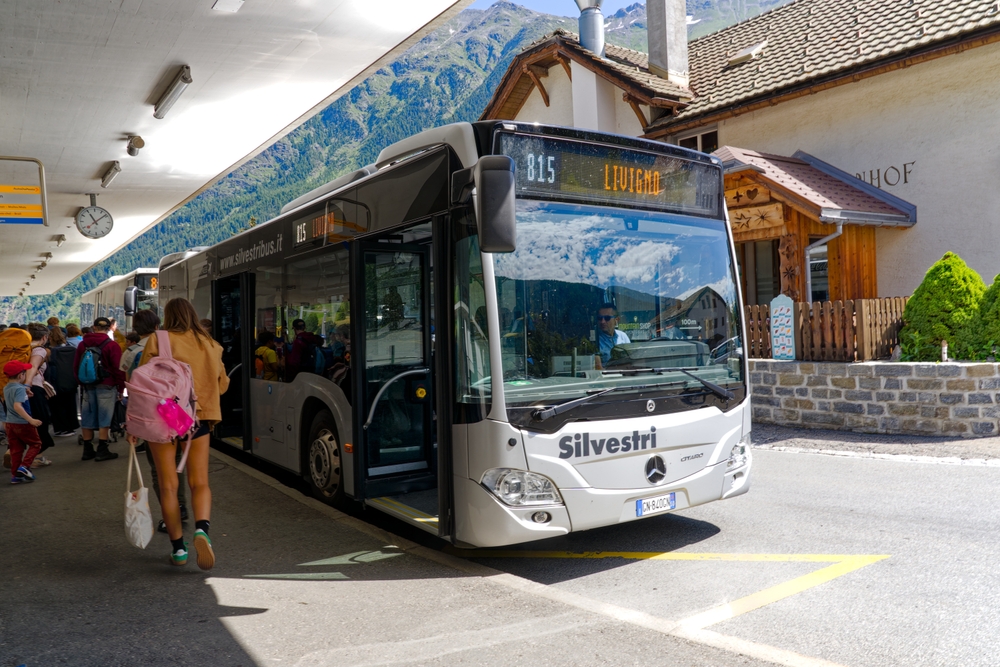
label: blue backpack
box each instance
[78,339,111,386]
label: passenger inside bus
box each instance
[254,331,281,381]
[286,318,325,381]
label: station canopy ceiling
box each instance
[0,0,467,297]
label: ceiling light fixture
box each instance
[43,252,53,260]
[55,234,66,247]
[154,65,193,119]
[101,161,122,188]
[127,135,145,156]
[212,0,244,11]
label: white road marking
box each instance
[755,444,1000,467]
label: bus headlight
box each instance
[728,434,750,469]
[481,468,563,507]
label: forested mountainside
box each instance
[1,0,791,324]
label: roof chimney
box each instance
[575,0,605,58]
[646,0,689,87]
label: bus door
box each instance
[353,238,439,534]
[214,272,254,449]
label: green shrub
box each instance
[899,252,985,361]
[957,273,1000,360]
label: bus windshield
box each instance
[493,199,743,420]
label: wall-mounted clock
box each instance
[76,194,113,239]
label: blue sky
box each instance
[468,0,641,17]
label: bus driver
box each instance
[596,302,630,365]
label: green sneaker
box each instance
[170,547,188,566]
[193,529,215,571]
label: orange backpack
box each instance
[0,327,32,393]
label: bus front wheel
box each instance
[305,410,344,506]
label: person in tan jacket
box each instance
[131,298,229,570]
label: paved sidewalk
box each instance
[752,423,1000,461]
[0,436,777,667]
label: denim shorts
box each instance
[80,385,117,429]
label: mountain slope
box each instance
[0,0,791,324]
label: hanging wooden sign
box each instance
[729,202,784,232]
[725,184,771,207]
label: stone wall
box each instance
[748,360,1000,437]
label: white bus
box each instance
[80,268,158,330]
[157,121,752,547]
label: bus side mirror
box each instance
[124,286,138,317]
[474,156,516,253]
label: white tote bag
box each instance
[125,444,155,549]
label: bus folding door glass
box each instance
[284,247,350,385]
[453,227,491,422]
[188,256,212,323]
[362,247,429,470]
[254,265,285,382]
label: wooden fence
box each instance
[744,297,908,361]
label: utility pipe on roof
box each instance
[804,222,842,304]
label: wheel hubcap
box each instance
[309,429,340,494]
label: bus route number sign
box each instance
[499,132,719,216]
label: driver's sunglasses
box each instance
[596,315,615,321]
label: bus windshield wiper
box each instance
[603,366,735,402]
[532,381,684,422]
[651,367,735,401]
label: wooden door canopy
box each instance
[717,146,916,227]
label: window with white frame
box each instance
[676,129,719,154]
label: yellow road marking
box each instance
[449,549,890,630]
[678,555,889,630]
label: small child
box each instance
[3,360,44,484]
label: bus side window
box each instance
[284,247,351,386]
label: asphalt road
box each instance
[454,428,1000,667]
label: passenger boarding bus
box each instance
[157,121,751,547]
[80,268,158,330]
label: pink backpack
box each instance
[125,331,198,466]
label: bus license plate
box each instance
[636,492,675,517]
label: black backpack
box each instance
[45,345,79,394]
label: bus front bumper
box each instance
[452,450,750,547]
[560,451,752,532]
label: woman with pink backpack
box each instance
[128,298,228,569]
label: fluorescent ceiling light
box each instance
[101,161,122,188]
[212,0,244,11]
[154,66,193,119]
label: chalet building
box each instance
[481,0,1000,304]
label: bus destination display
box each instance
[498,133,720,217]
[136,274,158,291]
[294,205,367,247]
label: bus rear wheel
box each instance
[305,410,344,506]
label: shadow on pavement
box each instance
[451,512,721,585]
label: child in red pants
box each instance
[3,361,43,484]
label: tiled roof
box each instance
[715,146,915,226]
[653,0,1000,129]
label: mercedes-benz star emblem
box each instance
[646,399,656,413]
[645,455,667,484]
